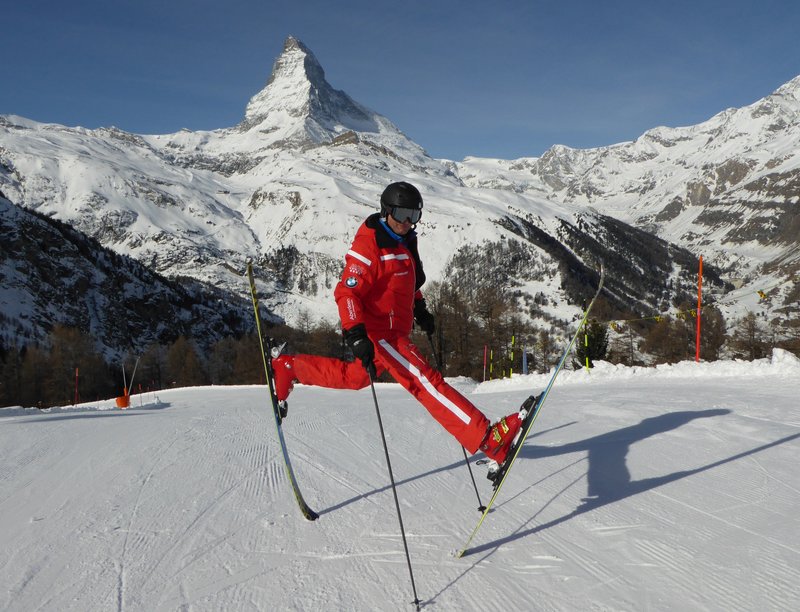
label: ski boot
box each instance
[483,394,540,488]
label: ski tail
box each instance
[247,262,319,521]
[458,264,605,556]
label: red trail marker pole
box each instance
[696,255,703,362]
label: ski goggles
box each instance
[389,206,422,224]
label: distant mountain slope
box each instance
[452,77,800,328]
[0,196,251,357]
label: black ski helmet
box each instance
[380,181,423,222]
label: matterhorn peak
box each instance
[241,36,379,144]
[244,36,326,122]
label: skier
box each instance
[272,181,525,467]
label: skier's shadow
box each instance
[528,409,732,502]
[463,407,800,556]
[419,408,800,608]
[320,410,728,516]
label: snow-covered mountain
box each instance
[453,78,800,326]
[1,36,796,355]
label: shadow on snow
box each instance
[421,407,800,607]
[463,408,800,556]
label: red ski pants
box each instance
[292,335,490,453]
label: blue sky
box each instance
[3,0,799,160]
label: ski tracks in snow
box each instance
[2,373,799,611]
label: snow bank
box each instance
[474,348,800,394]
[3,352,797,412]
[0,393,167,415]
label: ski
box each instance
[247,262,319,521]
[457,265,605,557]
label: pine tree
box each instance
[642,316,688,364]
[0,344,23,407]
[699,306,727,361]
[575,320,609,368]
[729,312,768,360]
[208,336,239,384]
[47,325,112,405]
[536,329,557,373]
[232,333,266,384]
[165,336,207,387]
[139,343,168,391]
[19,344,48,408]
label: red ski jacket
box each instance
[335,213,425,338]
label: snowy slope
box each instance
[1,352,798,611]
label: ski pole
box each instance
[426,333,486,512]
[367,371,421,610]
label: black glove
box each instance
[413,299,436,335]
[344,324,377,379]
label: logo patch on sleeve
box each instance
[345,276,359,288]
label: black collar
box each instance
[366,213,417,249]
